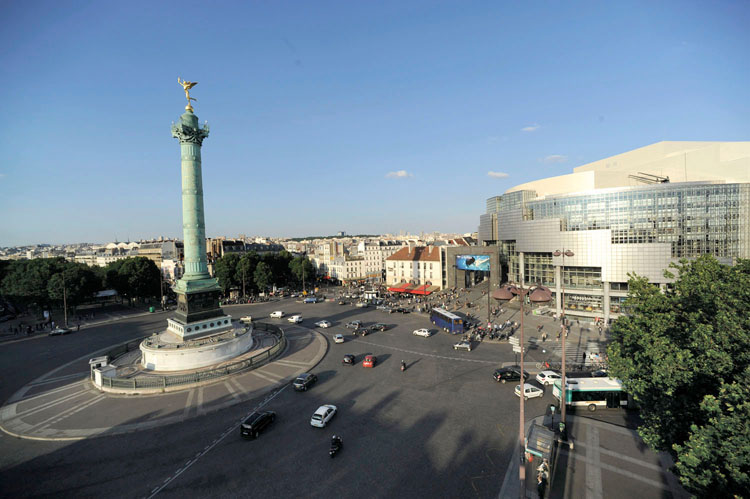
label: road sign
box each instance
[512,345,523,353]
[509,337,519,346]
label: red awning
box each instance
[409,284,432,295]
[387,283,410,293]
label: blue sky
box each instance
[1,1,748,246]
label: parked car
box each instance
[334,334,345,344]
[395,308,410,314]
[362,355,377,368]
[493,366,530,383]
[413,328,432,337]
[304,297,317,304]
[369,323,388,332]
[293,373,318,391]
[536,370,562,386]
[239,316,253,324]
[338,300,347,305]
[288,315,303,323]
[342,354,356,365]
[48,327,73,336]
[453,340,472,352]
[240,411,276,439]
[270,311,284,318]
[591,369,609,378]
[314,320,331,328]
[515,383,544,400]
[310,404,337,428]
[345,320,362,329]
[354,327,369,336]
[356,302,369,308]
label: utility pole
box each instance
[242,266,246,300]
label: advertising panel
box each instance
[455,254,491,271]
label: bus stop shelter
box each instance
[525,422,555,496]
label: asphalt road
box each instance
[0,297,552,498]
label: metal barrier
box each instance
[96,322,286,391]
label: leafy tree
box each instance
[253,261,273,292]
[236,252,260,295]
[47,263,101,310]
[214,254,240,294]
[289,256,314,287]
[104,257,159,305]
[607,255,750,496]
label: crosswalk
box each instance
[535,338,608,367]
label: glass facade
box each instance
[563,266,602,289]
[524,252,555,286]
[527,182,750,259]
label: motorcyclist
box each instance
[331,434,342,446]
[400,360,406,371]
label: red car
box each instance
[362,355,377,368]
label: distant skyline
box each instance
[2,1,749,246]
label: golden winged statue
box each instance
[178,77,198,110]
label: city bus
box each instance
[430,308,464,334]
[552,377,627,412]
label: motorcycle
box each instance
[400,361,406,372]
[329,436,343,458]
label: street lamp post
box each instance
[553,249,574,424]
[517,284,527,499]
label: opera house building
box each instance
[479,141,750,324]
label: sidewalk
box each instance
[498,413,689,498]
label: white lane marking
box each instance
[274,359,309,368]
[561,448,671,491]
[196,388,204,415]
[250,371,281,384]
[28,372,89,386]
[229,377,246,394]
[183,390,194,419]
[574,441,663,472]
[32,394,107,433]
[585,424,603,499]
[15,380,87,404]
[223,381,239,400]
[10,387,91,419]
[146,384,289,499]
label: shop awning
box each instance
[387,283,411,293]
[409,284,431,295]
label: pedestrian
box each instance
[537,473,547,497]
[77,324,80,332]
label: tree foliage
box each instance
[253,262,273,291]
[607,255,750,496]
[212,251,313,296]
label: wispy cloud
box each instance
[543,154,567,163]
[487,171,509,179]
[521,123,540,132]
[385,170,413,179]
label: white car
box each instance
[515,383,544,400]
[413,328,432,337]
[334,334,345,344]
[315,320,331,328]
[310,404,337,428]
[239,316,252,324]
[288,315,302,323]
[536,370,562,386]
[453,340,472,352]
[270,311,284,318]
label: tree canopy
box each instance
[607,255,750,496]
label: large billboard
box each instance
[455,254,491,271]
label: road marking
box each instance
[146,384,289,498]
[183,390,194,418]
[196,388,204,415]
[15,380,88,404]
[32,394,106,433]
[28,372,89,387]
[10,387,91,419]
[585,425,603,499]
[223,381,239,400]
[574,441,663,472]
[274,359,309,368]
[561,448,671,491]
[229,377,246,394]
[251,370,282,383]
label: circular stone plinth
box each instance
[140,323,254,371]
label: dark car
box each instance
[240,411,276,439]
[293,373,318,391]
[493,366,530,384]
[354,327,369,336]
[395,308,410,314]
[49,327,73,336]
[338,300,347,305]
[369,323,388,332]
[342,354,356,365]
